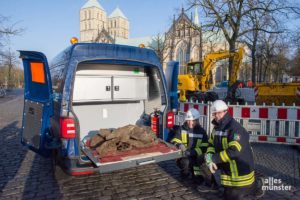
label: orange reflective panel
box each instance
[30,62,45,84]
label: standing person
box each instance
[205,100,255,200]
[171,108,209,184]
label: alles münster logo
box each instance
[262,177,292,191]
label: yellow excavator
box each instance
[178,47,245,102]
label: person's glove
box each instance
[205,153,213,164]
[207,162,218,174]
[205,153,217,173]
[178,144,186,151]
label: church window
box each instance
[85,22,87,30]
[114,20,117,28]
[89,10,91,19]
[176,47,186,74]
[89,22,91,29]
[185,29,189,36]
[85,11,87,19]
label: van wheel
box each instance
[51,150,71,182]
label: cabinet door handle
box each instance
[106,86,111,91]
[114,86,119,91]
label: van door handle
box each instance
[106,86,111,91]
[114,86,119,91]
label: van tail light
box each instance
[60,118,76,139]
[167,111,175,128]
[70,170,95,176]
[151,113,159,135]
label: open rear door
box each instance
[19,51,53,157]
[165,61,179,110]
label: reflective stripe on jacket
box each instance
[209,112,255,187]
[171,123,209,156]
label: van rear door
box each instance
[19,51,53,157]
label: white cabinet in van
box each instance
[113,76,148,100]
[72,75,148,102]
[73,76,112,102]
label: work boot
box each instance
[192,175,204,185]
[197,183,219,193]
[180,171,190,178]
[253,177,265,198]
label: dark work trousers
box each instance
[176,155,210,180]
[223,183,254,200]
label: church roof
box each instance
[115,36,153,47]
[81,0,104,10]
[109,7,128,19]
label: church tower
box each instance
[80,0,107,42]
[108,7,129,39]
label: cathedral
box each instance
[80,0,129,43]
[163,7,203,75]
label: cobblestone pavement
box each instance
[0,93,299,200]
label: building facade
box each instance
[163,8,232,84]
[80,0,129,42]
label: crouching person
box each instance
[205,100,257,200]
[171,108,209,184]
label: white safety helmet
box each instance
[185,108,201,121]
[211,100,228,114]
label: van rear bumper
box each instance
[66,147,182,175]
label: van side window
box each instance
[50,64,64,94]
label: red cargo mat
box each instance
[99,143,176,163]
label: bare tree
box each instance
[187,0,300,83]
[290,47,300,76]
[259,32,278,82]
[0,49,20,89]
[241,8,283,84]
[0,15,23,48]
[148,33,168,65]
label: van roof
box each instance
[51,43,162,68]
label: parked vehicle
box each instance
[0,85,6,98]
[19,42,181,178]
[178,48,245,103]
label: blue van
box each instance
[19,43,181,177]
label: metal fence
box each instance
[176,101,300,145]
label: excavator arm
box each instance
[177,47,244,103]
[200,47,244,91]
[229,48,245,86]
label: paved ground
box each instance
[0,90,299,200]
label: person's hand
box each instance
[208,162,218,174]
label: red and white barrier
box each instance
[177,101,300,145]
[254,87,258,98]
[227,105,300,120]
[178,102,207,116]
[177,102,209,133]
